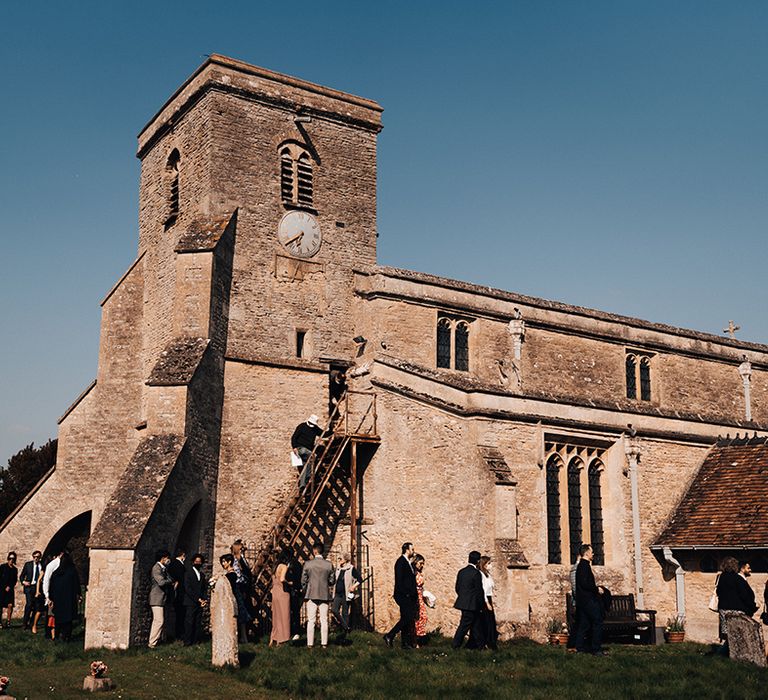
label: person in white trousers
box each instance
[148,550,174,648]
[300,543,336,647]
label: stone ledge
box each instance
[147,338,209,386]
[88,434,186,549]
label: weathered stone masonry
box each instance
[1,54,766,647]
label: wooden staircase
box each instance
[250,390,379,633]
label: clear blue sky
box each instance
[1,1,766,464]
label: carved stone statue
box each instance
[210,575,239,668]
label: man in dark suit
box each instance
[19,550,43,630]
[574,543,606,655]
[383,542,417,648]
[284,546,304,639]
[182,553,208,646]
[167,549,186,640]
[452,550,485,649]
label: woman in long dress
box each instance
[0,552,18,628]
[49,553,80,642]
[413,554,429,646]
[270,550,291,646]
[211,555,239,668]
[478,555,498,650]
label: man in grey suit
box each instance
[148,549,174,648]
[301,543,336,648]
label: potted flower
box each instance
[546,618,569,645]
[665,616,685,643]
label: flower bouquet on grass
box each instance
[0,676,10,696]
[89,661,108,678]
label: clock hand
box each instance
[284,231,304,246]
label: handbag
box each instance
[708,574,720,612]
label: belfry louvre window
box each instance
[436,315,472,372]
[164,148,180,230]
[279,143,313,208]
[626,350,654,401]
[544,435,609,566]
[546,455,562,565]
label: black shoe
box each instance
[383,634,393,648]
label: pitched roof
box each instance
[654,436,768,548]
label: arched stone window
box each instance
[640,356,652,401]
[546,455,562,564]
[567,458,583,565]
[437,317,452,368]
[436,315,472,372]
[454,321,470,372]
[625,354,637,400]
[588,460,605,566]
[164,148,180,230]
[279,142,313,208]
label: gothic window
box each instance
[640,357,652,401]
[625,355,637,399]
[279,143,313,208]
[626,350,654,402]
[436,315,472,372]
[455,322,470,372]
[567,459,583,565]
[437,318,452,368]
[588,460,605,566]
[546,455,562,565]
[164,149,180,230]
[544,434,610,568]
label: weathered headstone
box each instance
[83,676,116,692]
[211,575,239,668]
[724,611,767,667]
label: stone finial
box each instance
[624,437,641,475]
[738,357,752,379]
[508,313,525,362]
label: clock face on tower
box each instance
[277,211,322,258]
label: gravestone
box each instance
[211,575,239,668]
[83,676,116,692]
[723,611,767,667]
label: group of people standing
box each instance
[383,544,498,651]
[269,543,361,648]
[0,549,81,641]
[715,557,768,655]
[147,540,254,648]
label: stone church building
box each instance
[2,55,767,648]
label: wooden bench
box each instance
[566,593,656,645]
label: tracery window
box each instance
[588,460,605,566]
[455,322,469,372]
[626,350,654,402]
[164,148,180,230]
[546,455,562,565]
[279,142,313,208]
[567,459,583,565]
[544,434,610,567]
[437,318,452,369]
[435,314,472,372]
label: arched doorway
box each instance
[44,511,92,586]
[174,500,202,557]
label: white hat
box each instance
[308,415,319,426]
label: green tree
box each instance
[0,440,57,523]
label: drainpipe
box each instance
[738,358,753,422]
[624,439,645,608]
[662,546,685,619]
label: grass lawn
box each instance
[0,626,766,699]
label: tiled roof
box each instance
[654,436,768,548]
